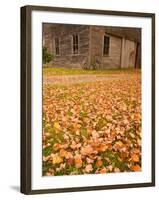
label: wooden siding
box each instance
[89,27,103,69]
[43,24,54,54]
[102,35,122,68]
[43,24,141,69]
[90,27,122,69]
[43,24,90,68]
[121,38,137,68]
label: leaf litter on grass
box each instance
[42,71,141,176]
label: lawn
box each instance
[42,68,141,176]
[43,66,140,76]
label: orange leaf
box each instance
[74,154,82,168]
[94,144,108,153]
[54,143,62,151]
[59,149,67,158]
[131,164,141,171]
[59,149,73,159]
[96,160,103,167]
[131,153,140,162]
[99,167,107,174]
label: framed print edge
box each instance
[20,5,155,195]
[20,6,32,194]
[151,13,155,187]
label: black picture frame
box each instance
[21,5,155,195]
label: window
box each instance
[72,34,79,54]
[103,35,110,56]
[55,37,60,55]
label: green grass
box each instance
[43,66,140,76]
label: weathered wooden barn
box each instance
[43,24,141,69]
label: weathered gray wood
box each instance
[43,24,141,69]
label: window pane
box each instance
[73,35,75,45]
[103,36,110,55]
[55,37,60,55]
[72,34,79,54]
[55,38,59,46]
[76,35,78,45]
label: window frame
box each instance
[103,34,110,56]
[54,37,60,56]
[72,34,79,54]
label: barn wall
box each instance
[121,38,137,68]
[43,24,54,66]
[89,27,103,69]
[43,24,53,52]
[90,27,122,69]
[43,24,90,68]
[102,35,122,68]
[135,43,141,68]
[43,24,141,69]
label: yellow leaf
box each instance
[54,122,61,130]
[45,132,51,137]
[52,154,63,164]
[115,141,124,149]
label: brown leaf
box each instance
[114,167,120,173]
[65,151,73,159]
[85,164,93,173]
[86,157,94,164]
[67,158,74,166]
[81,145,93,156]
[43,155,50,162]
